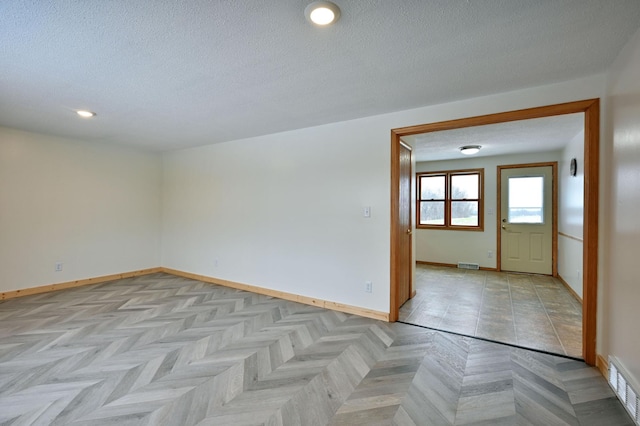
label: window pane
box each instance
[451,174,478,199]
[508,176,543,223]
[420,201,444,225]
[451,201,479,226]
[420,176,445,199]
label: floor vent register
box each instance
[609,356,640,425]
[457,262,480,270]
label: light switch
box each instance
[363,206,371,218]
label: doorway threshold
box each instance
[398,320,583,362]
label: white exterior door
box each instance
[500,165,554,275]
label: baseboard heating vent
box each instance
[457,262,480,270]
[609,356,640,425]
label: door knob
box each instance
[407,229,412,235]
[502,225,507,230]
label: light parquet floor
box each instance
[0,273,631,425]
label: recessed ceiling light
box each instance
[459,145,481,155]
[76,110,96,118]
[305,1,341,26]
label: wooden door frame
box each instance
[497,162,558,276]
[390,99,599,365]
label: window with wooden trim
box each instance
[417,168,484,230]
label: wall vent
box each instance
[609,356,640,425]
[457,262,480,270]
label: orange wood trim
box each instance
[583,99,599,366]
[391,98,599,365]
[552,162,558,277]
[596,354,608,379]
[417,167,485,175]
[389,131,401,322]
[416,260,497,271]
[161,268,390,322]
[416,225,486,232]
[558,231,584,243]
[416,168,484,231]
[392,99,600,136]
[557,274,583,303]
[0,267,162,300]
[479,168,485,232]
[497,161,559,170]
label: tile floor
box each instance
[399,264,583,358]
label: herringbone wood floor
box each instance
[0,273,631,425]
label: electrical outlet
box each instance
[487,250,493,258]
[363,206,371,218]
[365,281,372,293]
[55,262,63,272]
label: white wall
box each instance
[415,151,561,268]
[162,74,604,314]
[602,25,640,384]
[558,130,585,299]
[161,120,391,312]
[0,127,162,292]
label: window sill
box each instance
[417,225,484,232]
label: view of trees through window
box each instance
[417,169,483,229]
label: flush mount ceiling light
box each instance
[305,1,341,26]
[76,110,96,118]
[459,145,481,155]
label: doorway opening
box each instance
[390,99,599,365]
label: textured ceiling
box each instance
[1,1,640,151]
[404,113,584,162]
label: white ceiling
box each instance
[404,113,585,162]
[1,1,639,151]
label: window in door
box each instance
[417,168,484,230]
[508,176,544,223]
